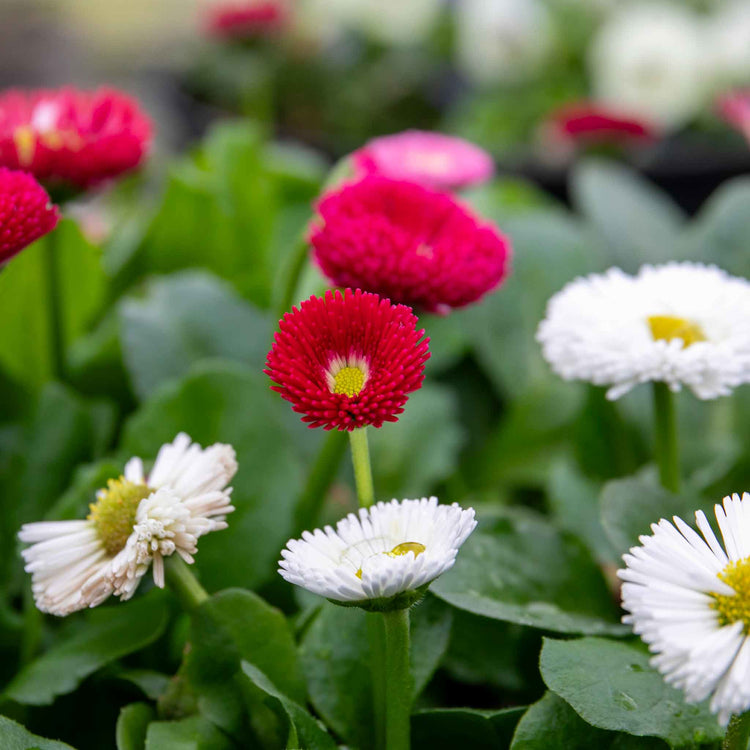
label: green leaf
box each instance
[121,361,306,591]
[431,508,626,635]
[600,471,707,557]
[540,637,723,747]
[570,159,686,271]
[409,595,453,698]
[412,707,524,749]
[4,591,169,706]
[119,271,271,401]
[0,220,106,389]
[145,716,234,750]
[0,715,75,749]
[511,692,668,750]
[368,384,465,499]
[116,703,156,750]
[241,662,338,750]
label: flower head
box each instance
[0,87,152,190]
[19,433,236,615]
[620,492,750,725]
[352,131,494,191]
[537,263,750,400]
[279,497,477,610]
[266,288,429,431]
[0,168,59,264]
[204,0,288,38]
[310,176,511,314]
[718,90,750,145]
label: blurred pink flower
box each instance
[718,90,750,145]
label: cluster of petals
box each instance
[620,493,750,725]
[0,167,59,264]
[352,130,494,191]
[19,433,236,615]
[310,176,511,314]
[265,288,429,431]
[0,87,152,190]
[279,497,477,605]
[204,0,288,38]
[536,262,750,400]
[717,90,750,145]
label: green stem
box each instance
[349,427,375,508]
[724,712,750,750]
[277,234,310,321]
[368,614,387,750]
[293,430,348,534]
[43,229,66,381]
[165,556,209,612]
[652,382,680,494]
[382,608,412,750]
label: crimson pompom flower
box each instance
[204,0,288,38]
[543,103,655,151]
[265,288,430,431]
[0,87,152,191]
[352,130,494,191]
[310,176,511,314]
[0,168,59,264]
[717,90,750,145]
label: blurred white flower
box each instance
[349,0,443,46]
[19,433,236,615]
[455,0,554,86]
[708,0,750,87]
[536,262,750,400]
[590,3,708,129]
[279,497,476,609]
[620,492,750,726]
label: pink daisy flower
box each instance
[265,288,430,431]
[353,130,494,191]
[717,90,750,145]
[204,0,288,39]
[310,176,511,314]
[0,168,59,264]
[0,87,152,191]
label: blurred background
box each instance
[2,0,749,211]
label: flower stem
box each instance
[277,234,310,322]
[165,556,209,611]
[43,228,66,382]
[293,429,348,534]
[349,427,375,508]
[724,712,750,750]
[368,614,387,750]
[652,382,680,494]
[382,608,412,750]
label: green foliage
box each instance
[0,715,75,749]
[412,707,524,748]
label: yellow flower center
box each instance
[355,542,426,579]
[711,558,750,633]
[13,126,36,167]
[333,366,366,397]
[87,477,152,556]
[648,315,706,348]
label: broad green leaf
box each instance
[113,670,171,701]
[511,692,668,750]
[600,471,707,557]
[0,715,75,749]
[408,595,453,698]
[369,384,465,499]
[116,703,155,750]
[241,662,338,750]
[119,271,271,401]
[431,508,626,635]
[540,637,723,747]
[570,159,686,271]
[145,716,233,750]
[0,219,106,389]
[121,362,306,591]
[4,591,169,706]
[412,707,524,749]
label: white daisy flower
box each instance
[590,3,708,130]
[536,262,750,400]
[619,493,750,726]
[279,498,476,610]
[19,433,237,616]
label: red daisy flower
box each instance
[205,1,288,38]
[0,168,59,264]
[265,288,430,431]
[0,87,152,191]
[310,176,511,314]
